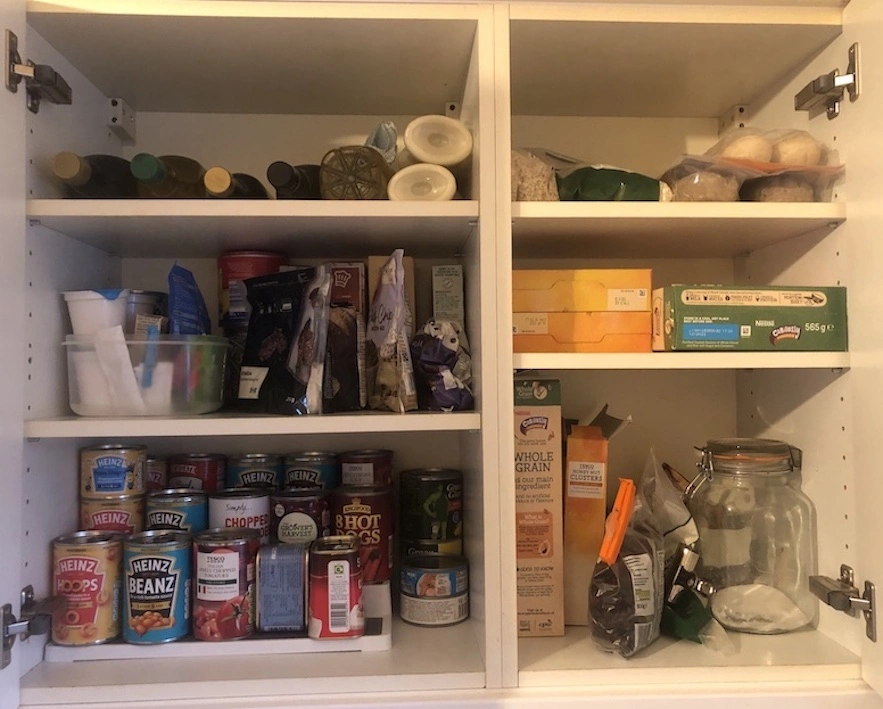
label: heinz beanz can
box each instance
[331,485,393,584]
[145,456,168,491]
[146,489,208,533]
[209,488,270,544]
[123,530,191,644]
[340,449,393,487]
[271,488,331,544]
[399,468,464,541]
[226,453,282,489]
[283,452,339,489]
[167,453,225,493]
[80,445,146,496]
[52,531,122,645]
[256,543,308,632]
[81,494,144,535]
[308,536,363,639]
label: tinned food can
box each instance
[193,528,260,641]
[271,488,331,544]
[400,468,464,541]
[339,449,393,487]
[52,531,122,645]
[123,530,191,644]
[145,456,168,491]
[400,537,463,557]
[218,250,289,330]
[80,444,146,496]
[81,494,144,535]
[331,485,393,584]
[167,453,225,493]
[146,489,208,533]
[256,543,308,632]
[226,453,282,490]
[308,536,363,639]
[209,488,270,544]
[400,554,469,628]
[283,452,340,490]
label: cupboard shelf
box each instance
[513,352,850,371]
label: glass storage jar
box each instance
[687,438,817,634]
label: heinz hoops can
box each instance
[340,449,393,487]
[81,494,144,535]
[146,489,208,533]
[331,485,393,584]
[52,531,122,645]
[271,488,331,544]
[145,456,168,491]
[283,452,339,489]
[209,488,270,544]
[167,453,225,493]
[226,453,282,489]
[80,444,146,496]
[308,536,363,639]
[399,468,464,540]
[123,530,191,644]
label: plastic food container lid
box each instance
[388,164,456,201]
[404,115,473,167]
[64,289,128,301]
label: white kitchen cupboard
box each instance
[2,1,883,709]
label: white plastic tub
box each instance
[64,289,129,335]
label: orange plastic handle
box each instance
[598,478,636,565]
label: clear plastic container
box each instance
[64,334,228,416]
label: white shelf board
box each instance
[511,202,846,259]
[27,200,479,258]
[513,352,850,371]
[27,1,478,115]
[519,626,861,687]
[25,411,481,440]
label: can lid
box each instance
[703,438,798,475]
[195,528,261,543]
[82,444,147,453]
[54,530,122,545]
[400,468,463,482]
[146,488,207,501]
[284,451,338,461]
[402,553,469,572]
[312,535,360,554]
[81,493,145,502]
[340,449,394,458]
[274,487,329,499]
[126,529,190,548]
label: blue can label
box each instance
[283,455,339,490]
[256,544,307,632]
[93,456,131,492]
[146,496,207,533]
[123,544,190,644]
[401,567,468,598]
[227,456,282,489]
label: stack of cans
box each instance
[79,445,147,535]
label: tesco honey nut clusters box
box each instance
[513,269,652,353]
[514,378,564,637]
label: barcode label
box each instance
[228,281,248,315]
[329,602,349,631]
[327,559,351,633]
[634,622,653,649]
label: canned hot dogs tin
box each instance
[52,531,122,645]
[226,453,282,489]
[123,530,191,644]
[400,537,463,557]
[256,543,308,632]
[209,488,271,544]
[193,529,259,641]
[308,536,363,639]
[145,456,168,491]
[146,489,208,533]
[400,468,463,541]
[81,494,144,535]
[80,445,146,496]
[331,485,393,584]
[271,488,331,544]
[167,453,225,493]
[283,452,340,489]
[401,553,469,598]
[339,449,393,487]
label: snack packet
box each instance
[409,319,473,411]
[168,263,211,335]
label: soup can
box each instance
[308,536,363,639]
[80,444,146,496]
[146,489,208,533]
[270,488,331,544]
[145,456,168,491]
[256,543,309,632]
[339,449,393,487]
[399,468,463,541]
[52,530,122,645]
[209,488,270,544]
[400,537,463,557]
[81,494,144,535]
[193,528,260,641]
[226,453,282,489]
[331,485,393,584]
[283,452,340,490]
[123,530,191,644]
[167,453,225,493]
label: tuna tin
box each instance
[331,485,394,584]
[227,453,282,489]
[283,452,340,490]
[400,591,469,628]
[308,535,363,639]
[209,488,271,543]
[271,488,331,544]
[81,494,144,535]
[145,456,168,491]
[52,530,122,645]
[400,468,463,541]
[400,538,463,557]
[340,449,394,487]
[146,489,208,533]
[193,528,260,641]
[80,444,146,496]
[167,453,226,493]
[123,530,191,644]
[401,553,469,598]
[256,543,309,632]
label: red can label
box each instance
[308,537,363,639]
[167,454,225,493]
[271,490,331,544]
[340,449,393,487]
[146,457,168,491]
[81,496,144,535]
[331,486,393,584]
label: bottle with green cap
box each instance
[51,152,137,198]
[203,166,268,199]
[130,153,207,198]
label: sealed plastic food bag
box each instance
[168,264,211,335]
[511,149,559,201]
[409,319,473,411]
[558,165,673,202]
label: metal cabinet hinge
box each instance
[794,42,859,120]
[1,585,63,670]
[810,564,876,642]
[5,29,72,114]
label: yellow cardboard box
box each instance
[513,311,652,353]
[513,269,652,313]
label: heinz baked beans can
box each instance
[167,453,225,493]
[400,537,463,557]
[270,488,331,544]
[193,529,259,641]
[52,531,122,645]
[123,530,191,644]
[81,494,144,535]
[145,456,168,491]
[399,468,464,541]
[331,485,393,584]
[256,543,308,632]
[80,444,146,496]
[283,452,339,489]
[308,536,363,639]
[340,449,393,487]
[226,453,282,489]
[146,489,208,533]
[209,488,270,544]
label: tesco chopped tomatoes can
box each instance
[308,536,363,639]
[193,529,259,641]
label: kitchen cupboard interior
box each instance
[10,0,883,706]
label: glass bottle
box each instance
[52,152,138,198]
[204,167,268,199]
[266,161,321,200]
[130,153,206,199]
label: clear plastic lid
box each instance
[702,437,798,475]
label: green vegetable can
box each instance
[399,468,463,541]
